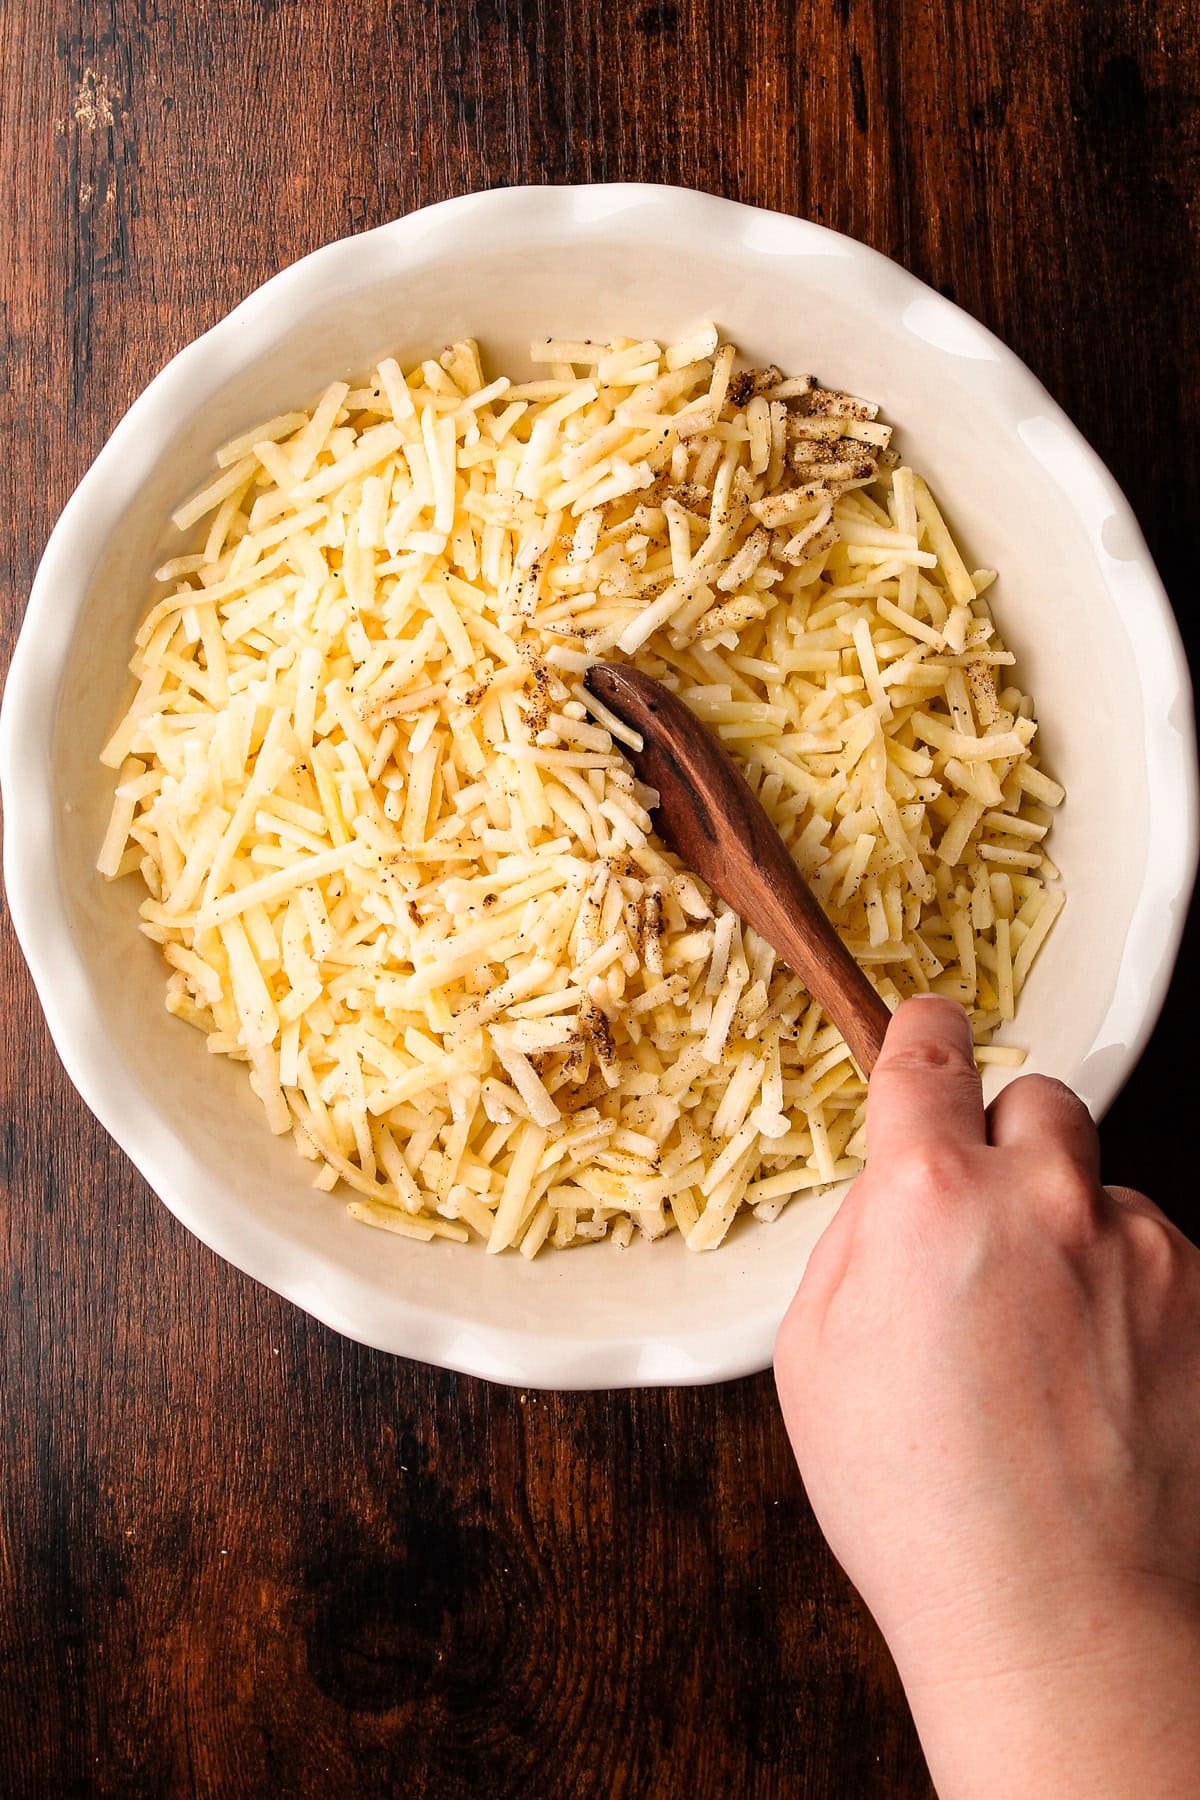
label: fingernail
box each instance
[903,994,974,1046]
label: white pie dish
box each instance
[2,183,1196,1389]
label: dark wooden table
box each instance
[2,3,1197,1795]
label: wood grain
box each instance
[1,1,1197,1795]
[587,664,893,1073]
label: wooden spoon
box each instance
[585,662,892,1075]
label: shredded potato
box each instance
[99,329,1065,1254]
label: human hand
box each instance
[774,996,1200,1799]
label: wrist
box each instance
[888,1571,1200,1800]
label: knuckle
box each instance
[1029,1074,1093,1122]
[894,1142,974,1203]
[880,1041,979,1080]
[1033,1151,1101,1243]
[1125,1209,1181,1280]
[998,1072,1088,1121]
[1106,1183,1152,1211]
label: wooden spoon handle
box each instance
[586,663,892,1075]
